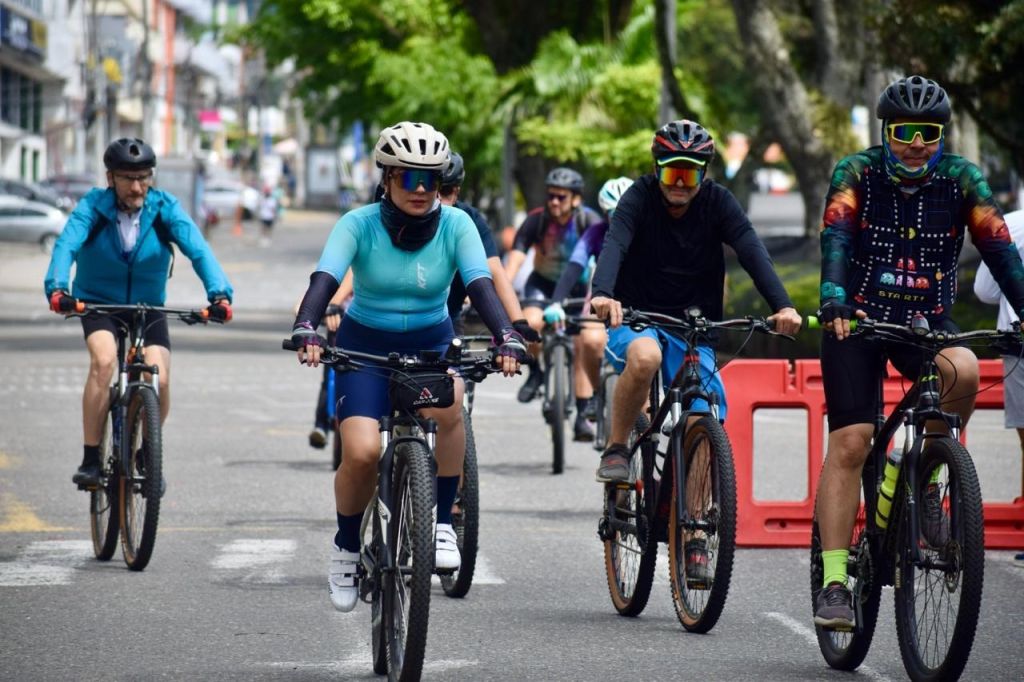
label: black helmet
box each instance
[545,167,584,193]
[441,152,465,187]
[103,138,157,172]
[652,119,715,164]
[876,75,950,123]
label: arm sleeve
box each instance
[43,197,95,297]
[163,195,234,303]
[591,189,640,298]
[466,277,513,338]
[294,271,340,330]
[719,189,793,312]
[818,157,863,305]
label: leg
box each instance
[421,379,467,569]
[516,305,546,403]
[335,417,382,517]
[816,424,874,552]
[930,346,979,432]
[83,330,117,446]
[142,345,171,424]
[577,323,606,390]
[597,336,661,482]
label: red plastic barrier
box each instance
[720,359,1024,548]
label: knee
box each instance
[89,355,116,383]
[827,429,872,469]
[432,404,463,432]
[942,350,978,391]
[626,348,661,378]
[341,444,380,473]
[581,331,605,355]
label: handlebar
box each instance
[621,307,780,335]
[806,314,1021,348]
[69,302,222,325]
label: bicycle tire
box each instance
[384,441,434,682]
[331,418,343,471]
[119,386,162,571]
[894,437,983,682]
[442,408,479,598]
[668,415,736,633]
[549,343,568,474]
[810,512,881,670]
[603,415,657,616]
[90,409,120,560]
[368,499,388,676]
[595,368,618,452]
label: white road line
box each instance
[0,540,92,587]
[765,611,891,682]
[472,553,506,585]
[212,539,296,584]
[264,655,478,674]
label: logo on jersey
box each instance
[417,262,427,289]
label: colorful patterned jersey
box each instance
[819,147,1024,324]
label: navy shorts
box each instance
[333,316,455,422]
[81,307,171,350]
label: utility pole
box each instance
[141,0,152,143]
[658,0,677,124]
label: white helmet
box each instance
[598,176,633,213]
[374,121,450,170]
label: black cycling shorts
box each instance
[80,308,171,350]
[821,317,964,432]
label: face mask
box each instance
[379,196,442,252]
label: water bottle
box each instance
[875,449,903,529]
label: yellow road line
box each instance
[0,451,13,469]
[0,497,71,532]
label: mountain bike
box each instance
[70,302,223,571]
[597,307,785,632]
[283,336,500,681]
[807,315,1014,681]
[593,352,618,452]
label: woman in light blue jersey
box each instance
[290,121,527,612]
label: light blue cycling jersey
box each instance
[316,202,490,332]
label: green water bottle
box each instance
[875,450,902,529]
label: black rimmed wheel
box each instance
[119,386,162,571]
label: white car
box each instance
[0,196,66,253]
[203,179,260,221]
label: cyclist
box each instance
[814,75,1024,629]
[504,167,604,424]
[306,270,353,449]
[43,137,234,487]
[289,121,527,612]
[589,119,800,481]
[439,152,534,340]
[543,177,633,440]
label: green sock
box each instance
[822,549,849,588]
[929,466,943,485]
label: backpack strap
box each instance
[83,211,176,278]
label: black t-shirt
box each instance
[447,200,499,317]
[590,174,792,321]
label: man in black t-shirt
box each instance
[590,120,801,493]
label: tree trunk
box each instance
[653,0,698,121]
[730,0,836,239]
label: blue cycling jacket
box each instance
[44,187,233,305]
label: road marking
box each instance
[765,611,891,681]
[0,540,92,587]
[0,497,69,532]
[212,539,296,583]
[264,653,478,674]
[0,450,12,469]
[472,553,506,585]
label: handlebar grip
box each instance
[74,301,85,313]
[282,339,300,351]
[806,316,857,331]
[201,308,210,320]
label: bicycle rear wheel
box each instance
[90,408,120,560]
[547,343,569,474]
[384,441,435,682]
[442,408,479,598]
[668,415,736,633]
[119,386,162,571]
[602,415,657,616]
[894,437,983,682]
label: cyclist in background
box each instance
[589,119,800,490]
[439,152,535,341]
[543,177,633,440]
[814,75,1024,629]
[289,121,526,613]
[504,167,604,416]
[44,138,234,487]
[307,270,353,449]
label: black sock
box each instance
[576,398,590,415]
[335,512,362,552]
[82,444,100,467]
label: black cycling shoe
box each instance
[684,538,714,589]
[814,582,855,631]
[921,483,950,547]
[308,426,328,449]
[581,397,598,420]
[72,462,101,488]
[595,444,631,483]
[573,414,595,442]
[516,367,545,403]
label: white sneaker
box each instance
[328,545,360,612]
[435,523,461,571]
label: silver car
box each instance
[0,196,66,253]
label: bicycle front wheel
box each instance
[331,418,343,471]
[602,415,657,616]
[384,441,435,682]
[668,415,736,633]
[119,386,162,571]
[547,343,569,474]
[90,409,120,560]
[894,437,984,682]
[442,408,479,598]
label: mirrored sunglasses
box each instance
[395,169,441,192]
[887,122,944,145]
[657,165,705,188]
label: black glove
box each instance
[49,290,77,313]
[818,299,856,325]
[496,328,528,363]
[291,321,323,351]
[205,298,232,322]
[325,304,343,318]
[512,318,541,343]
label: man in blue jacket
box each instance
[44,138,234,487]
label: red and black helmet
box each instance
[651,120,715,165]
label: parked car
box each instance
[0,196,66,253]
[37,173,96,211]
[204,178,260,221]
[0,178,63,210]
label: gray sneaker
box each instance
[921,483,950,547]
[814,582,854,631]
[596,444,631,483]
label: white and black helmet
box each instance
[374,121,450,170]
[598,177,633,212]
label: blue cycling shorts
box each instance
[333,316,455,422]
[604,324,727,421]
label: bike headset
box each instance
[876,75,951,184]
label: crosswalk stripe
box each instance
[212,539,296,584]
[0,540,92,587]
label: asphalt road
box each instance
[1,207,1022,681]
